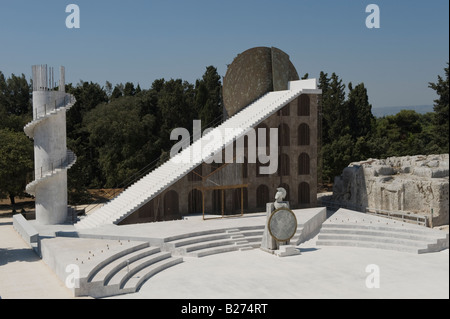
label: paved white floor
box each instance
[1,214,448,299]
[107,237,449,299]
[0,218,74,299]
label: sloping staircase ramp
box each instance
[75,79,320,230]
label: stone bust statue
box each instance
[274,187,289,209]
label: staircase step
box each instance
[86,242,150,281]
[122,257,183,291]
[321,223,445,236]
[315,219,449,254]
[89,246,160,284]
[316,239,423,254]
[238,225,265,231]
[241,230,264,237]
[242,235,263,243]
[186,244,241,257]
[74,85,310,229]
[319,228,445,242]
[177,238,238,255]
[317,234,430,248]
[171,233,232,247]
[163,228,229,243]
[107,251,172,287]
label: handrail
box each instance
[26,150,76,183]
[81,111,225,216]
[366,207,428,227]
[80,88,301,220]
[318,198,429,227]
[32,94,76,121]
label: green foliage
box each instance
[319,64,448,182]
[0,129,33,206]
[368,110,441,158]
[346,82,375,139]
[0,72,33,207]
[65,81,109,201]
[66,81,109,135]
[0,71,32,132]
[195,66,222,129]
[83,95,158,188]
[428,62,449,153]
[1,63,447,205]
[77,66,222,190]
[319,72,347,145]
[124,82,136,97]
[321,134,355,181]
[0,71,31,116]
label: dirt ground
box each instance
[0,189,123,217]
[0,197,34,217]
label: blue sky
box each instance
[0,0,448,108]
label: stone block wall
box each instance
[332,154,449,226]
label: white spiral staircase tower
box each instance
[24,65,77,225]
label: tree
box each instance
[319,72,350,182]
[66,81,108,134]
[83,95,158,187]
[0,71,32,132]
[428,63,449,153]
[66,81,108,191]
[105,81,113,99]
[135,84,142,95]
[0,72,31,116]
[321,134,355,181]
[0,129,33,211]
[111,86,122,99]
[367,110,435,158]
[346,82,375,139]
[124,82,136,97]
[157,79,196,151]
[195,66,222,129]
[319,72,347,145]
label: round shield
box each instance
[268,208,298,242]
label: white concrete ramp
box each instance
[75,79,320,230]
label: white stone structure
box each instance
[332,154,449,227]
[24,65,77,225]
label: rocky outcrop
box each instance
[332,154,449,227]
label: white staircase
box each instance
[75,79,320,230]
[25,149,77,195]
[24,94,77,196]
[315,209,449,254]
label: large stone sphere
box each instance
[222,47,299,117]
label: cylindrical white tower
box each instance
[24,65,77,225]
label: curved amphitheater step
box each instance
[160,224,308,257]
[162,228,259,257]
[41,237,182,298]
[85,245,182,298]
[315,209,449,254]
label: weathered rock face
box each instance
[332,154,449,226]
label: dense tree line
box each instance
[66,66,223,202]
[0,64,448,206]
[0,72,33,211]
[319,64,449,182]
